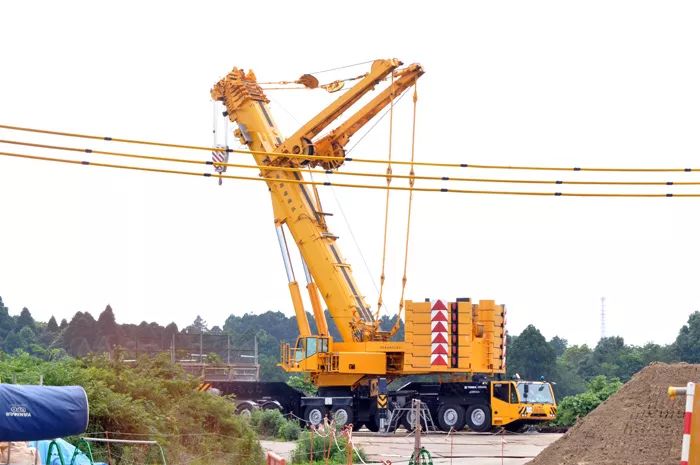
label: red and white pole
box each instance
[669,382,696,465]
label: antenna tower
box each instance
[600,296,606,340]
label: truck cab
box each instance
[491,380,557,431]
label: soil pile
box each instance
[529,362,700,465]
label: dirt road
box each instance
[262,431,562,465]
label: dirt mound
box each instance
[529,362,700,465]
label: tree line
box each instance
[1,294,698,399]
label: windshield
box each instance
[517,382,554,404]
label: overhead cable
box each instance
[3,150,700,198]
[1,124,698,173]
[2,138,700,187]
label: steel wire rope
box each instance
[376,71,396,320]
[6,150,700,197]
[4,123,700,173]
[392,84,418,337]
[307,59,375,75]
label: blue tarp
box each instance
[0,385,88,441]
[35,438,107,465]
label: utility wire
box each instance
[3,124,699,173]
[2,138,699,187]
[3,150,700,197]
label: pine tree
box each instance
[97,305,120,347]
[16,307,36,332]
[0,297,14,338]
[46,316,59,333]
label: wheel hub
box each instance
[443,408,458,426]
[471,408,485,426]
[334,409,349,426]
[406,410,416,427]
[308,408,324,426]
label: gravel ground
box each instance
[262,431,562,465]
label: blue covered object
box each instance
[36,438,107,465]
[0,384,88,441]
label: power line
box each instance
[3,138,700,188]
[4,149,700,197]
[2,124,700,173]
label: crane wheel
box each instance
[304,406,326,428]
[437,404,466,432]
[235,401,258,419]
[401,409,417,432]
[331,406,353,428]
[504,420,526,433]
[261,400,283,411]
[465,404,491,432]
[366,417,380,432]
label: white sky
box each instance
[1,1,699,347]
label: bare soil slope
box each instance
[529,362,700,465]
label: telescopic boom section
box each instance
[211,59,421,342]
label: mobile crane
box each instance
[209,59,556,432]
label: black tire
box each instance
[261,400,283,411]
[366,416,380,432]
[235,401,257,420]
[400,409,418,432]
[437,404,466,432]
[465,404,491,432]
[304,406,326,428]
[352,422,363,432]
[331,406,353,428]
[504,420,526,433]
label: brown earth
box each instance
[528,362,700,465]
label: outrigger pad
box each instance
[0,385,89,441]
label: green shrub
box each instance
[0,352,265,465]
[553,375,623,426]
[278,419,301,441]
[251,409,287,438]
[291,433,367,464]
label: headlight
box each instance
[526,406,533,413]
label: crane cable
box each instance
[5,149,700,197]
[391,83,419,338]
[375,72,396,320]
[5,138,700,188]
[3,124,700,173]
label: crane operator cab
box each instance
[281,336,331,372]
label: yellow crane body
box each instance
[212,60,553,433]
[211,60,506,387]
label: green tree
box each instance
[185,315,208,334]
[16,307,36,332]
[46,316,59,333]
[507,325,556,380]
[61,312,98,355]
[673,311,700,363]
[287,375,317,395]
[0,297,15,338]
[3,330,21,353]
[549,336,568,357]
[96,305,120,348]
